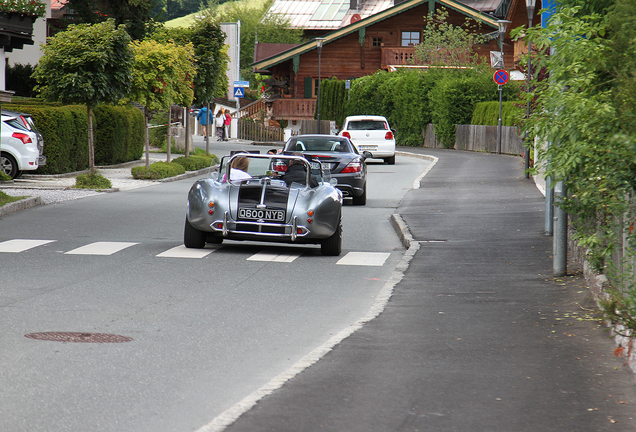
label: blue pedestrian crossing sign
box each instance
[233,87,245,98]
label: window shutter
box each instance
[304,77,313,98]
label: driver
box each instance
[283,152,318,187]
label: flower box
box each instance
[0,12,36,51]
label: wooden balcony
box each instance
[272,98,316,120]
[381,47,419,70]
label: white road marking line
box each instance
[157,245,218,258]
[337,252,391,266]
[65,241,138,256]
[247,250,302,263]
[0,239,56,253]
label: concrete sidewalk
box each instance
[218,148,636,432]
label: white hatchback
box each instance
[340,115,396,165]
[0,114,43,178]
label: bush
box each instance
[5,101,144,174]
[172,154,218,171]
[429,69,520,147]
[74,172,113,189]
[131,161,186,180]
[471,101,524,126]
[0,171,12,182]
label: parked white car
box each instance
[0,112,45,179]
[339,115,396,165]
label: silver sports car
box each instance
[184,152,344,255]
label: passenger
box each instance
[283,152,318,187]
[230,156,252,181]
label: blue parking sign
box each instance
[233,87,244,98]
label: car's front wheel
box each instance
[0,153,18,179]
[321,218,342,256]
[184,217,207,248]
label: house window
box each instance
[372,37,383,47]
[401,31,420,46]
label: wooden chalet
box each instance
[251,0,541,122]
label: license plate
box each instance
[239,208,285,222]
[359,146,376,150]
[310,162,332,170]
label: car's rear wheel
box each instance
[352,186,366,206]
[321,218,342,256]
[0,153,18,179]
[184,217,206,248]
[384,155,396,165]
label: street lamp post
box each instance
[316,37,325,134]
[524,0,536,179]
[496,20,510,155]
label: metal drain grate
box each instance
[25,332,133,343]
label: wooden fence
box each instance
[424,124,526,156]
[238,119,284,142]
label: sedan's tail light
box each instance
[273,160,288,172]
[12,132,32,144]
[342,131,351,138]
[341,161,362,173]
[385,131,394,140]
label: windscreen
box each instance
[347,120,388,131]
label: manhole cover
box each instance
[25,332,133,343]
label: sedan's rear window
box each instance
[347,120,388,131]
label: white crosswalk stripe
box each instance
[65,241,138,256]
[0,239,56,253]
[337,252,391,266]
[0,239,393,266]
[246,250,303,263]
[157,245,218,258]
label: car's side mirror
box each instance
[362,151,373,160]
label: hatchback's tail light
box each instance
[342,131,351,139]
[12,132,32,144]
[341,161,362,173]
[385,131,394,140]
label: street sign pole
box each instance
[497,84,503,154]
[493,70,509,155]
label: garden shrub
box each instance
[131,161,186,180]
[172,154,218,171]
[471,101,524,126]
[74,172,113,189]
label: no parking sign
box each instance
[493,70,509,85]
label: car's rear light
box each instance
[341,161,362,173]
[12,132,32,144]
[342,131,351,138]
[385,131,394,140]
[215,222,223,229]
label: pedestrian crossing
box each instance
[0,239,391,266]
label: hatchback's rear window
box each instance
[347,120,388,131]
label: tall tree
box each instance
[33,20,133,174]
[63,0,159,40]
[129,39,196,167]
[414,8,488,67]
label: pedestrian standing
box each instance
[197,106,211,140]
[224,109,231,141]
[215,109,225,141]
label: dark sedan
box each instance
[283,134,368,205]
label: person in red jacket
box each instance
[223,109,231,141]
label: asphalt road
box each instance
[222,148,636,432]
[0,141,431,432]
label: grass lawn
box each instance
[0,191,26,207]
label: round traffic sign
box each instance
[493,69,509,85]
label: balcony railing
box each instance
[381,47,419,69]
[272,98,316,120]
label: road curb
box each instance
[0,196,43,217]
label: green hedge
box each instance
[132,162,186,180]
[344,68,521,147]
[4,102,144,174]
[471,101,524,127]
